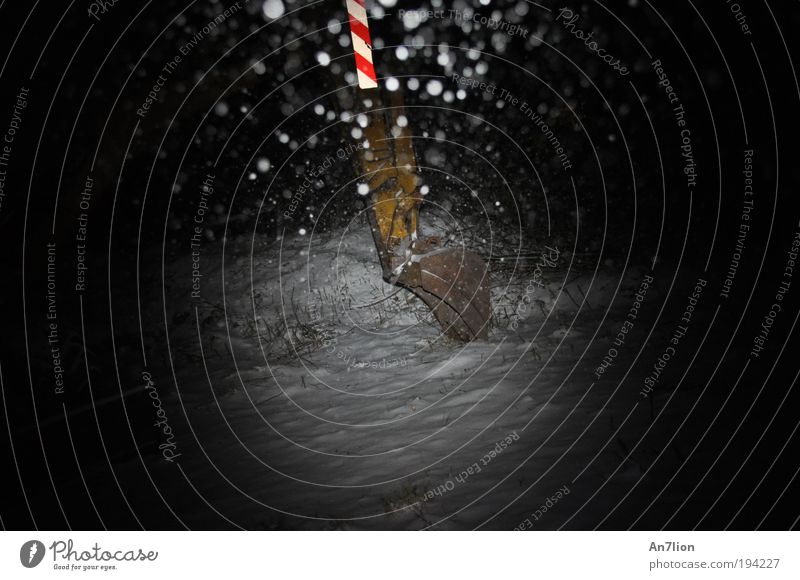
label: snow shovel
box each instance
[352,89,491,341]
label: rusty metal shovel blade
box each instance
[408,247,491,341]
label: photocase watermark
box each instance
[750,221,798,359]
[640,278,706,397]
[325,344,408,370]
[191,173,215,301]
[20,540,46,568]
[306,302,408,370]
[720,150,754,300]
[555,8,629,76]
[422,431,519,502]
[514,484,571,529]
[87,0,122,22]
[651,58,698,191]
[594,273,654,380]
[725,0,752,36]
[397,9,529,38]
[74,175,94,294]
[46,242,65,395]
[48,538,157,572]
[452,74,573,172]
[136,2,243,118]
[509,245,560,330]
[0,86,28,218]
[284,141,366,219]
[142,371,181,462]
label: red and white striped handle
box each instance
[346,0,378,89]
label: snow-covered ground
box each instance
[127,221,713,530]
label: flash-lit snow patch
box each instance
[155,210,664,531]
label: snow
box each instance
[262,0,285,20]
[138,218,699,530]
[256,158,271,173]
[214,102,229,116]
[426,79,444,96]
[402,11,423,31]
[327,19,342,35]
[315,52,331,67]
